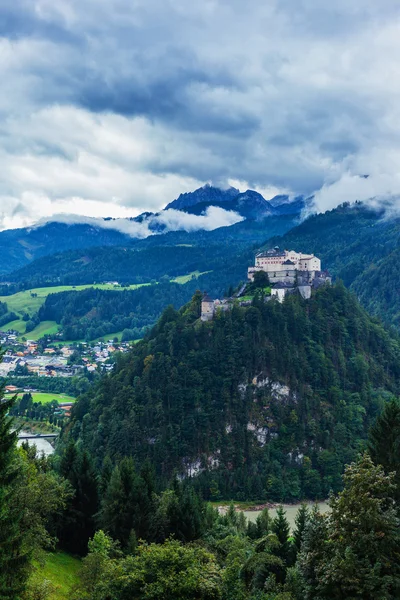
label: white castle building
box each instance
[248,247,321,283]
[201,247,330,320]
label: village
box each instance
[201,247,331,321]
[0,334,132,379]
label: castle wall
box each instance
[201,300,215,321]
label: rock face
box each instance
[165,184,240,210]
[165,185,304,221]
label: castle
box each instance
[248,247,330,302]
[248,247,321,283]
[201,247,331,320]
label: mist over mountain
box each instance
[0,185,305,275]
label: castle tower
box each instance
[201,293,215,322]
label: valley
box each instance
[2,193,400,600]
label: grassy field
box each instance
[0,283,149,318]
[31,552,81,599]
[0,283,151,339]
[7,392,76,404]
[25,321,60,340]
[173,270,212,284]
[1,319,27,333]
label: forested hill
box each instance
[69,283,400,502]
[4,214,297,289]
[268,202,400,327]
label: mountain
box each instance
[182,190,275,220]
[0,222,132,276]
[269,194,308,215]
[165,184,240,210]
[69,283,400,501]
[4,213,299,289]
[0,185,304,276]
[267,202,400,328]
[165,184,306,221]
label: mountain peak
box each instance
[165,185,240,211]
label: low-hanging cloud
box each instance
[35,206,244,238]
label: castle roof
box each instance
[256,249,285,258]
[202,293,213,303]
[282,259,295,265]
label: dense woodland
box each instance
[4,214,297,288]
[38,283,195,341]
[66,284,400,501]
[1,333,400,599]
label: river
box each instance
[17,435,55,456]
[243,500,330,530]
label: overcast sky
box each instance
[1,0,400,229]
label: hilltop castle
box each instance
[248,247,321,283]
[201,247,331,320]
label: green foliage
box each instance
[298,454,400,600]
[38,283,194,341]
[292,503,310,555]
[0,394,31,598]
[57,444,99,555]
[75,538,223,600]
[0,395,71,600]
[269,202,400,330]
[368,398,400,500]
[67,284,400,500]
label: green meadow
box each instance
[30,552,81,599]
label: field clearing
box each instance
[0,283,149,318]
[9,392,76,404]
[31,552,81,599]
[1,319,27,333]
[173,270,212,284]
[25,320,60,340]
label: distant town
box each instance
[0,334,132,379]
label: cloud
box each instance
[35,206,244,238]
[2,0,400,225]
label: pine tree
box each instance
[369,399,400,500]
[293,503,310,554]
[100,455,113,495]
[271,506,291,564]
[0,395,30,598]
[299,455,400,600]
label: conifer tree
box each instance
[0,395,30,598]
[369,399,400,500]
[271,507,291,563]
[293,503,310,554]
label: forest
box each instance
[38,282,195,341]
[1,353,400,599]
[66,283,400,501]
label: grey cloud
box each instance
[1,0,400,222]
[36,206,244,237]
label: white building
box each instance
[248,247,321,283]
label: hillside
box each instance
[5,214,298,290]
[0,185,303,278]
[38,283,193,341]
[69,284,400,501]
[268,202,400,328]
[0,222,131,275]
